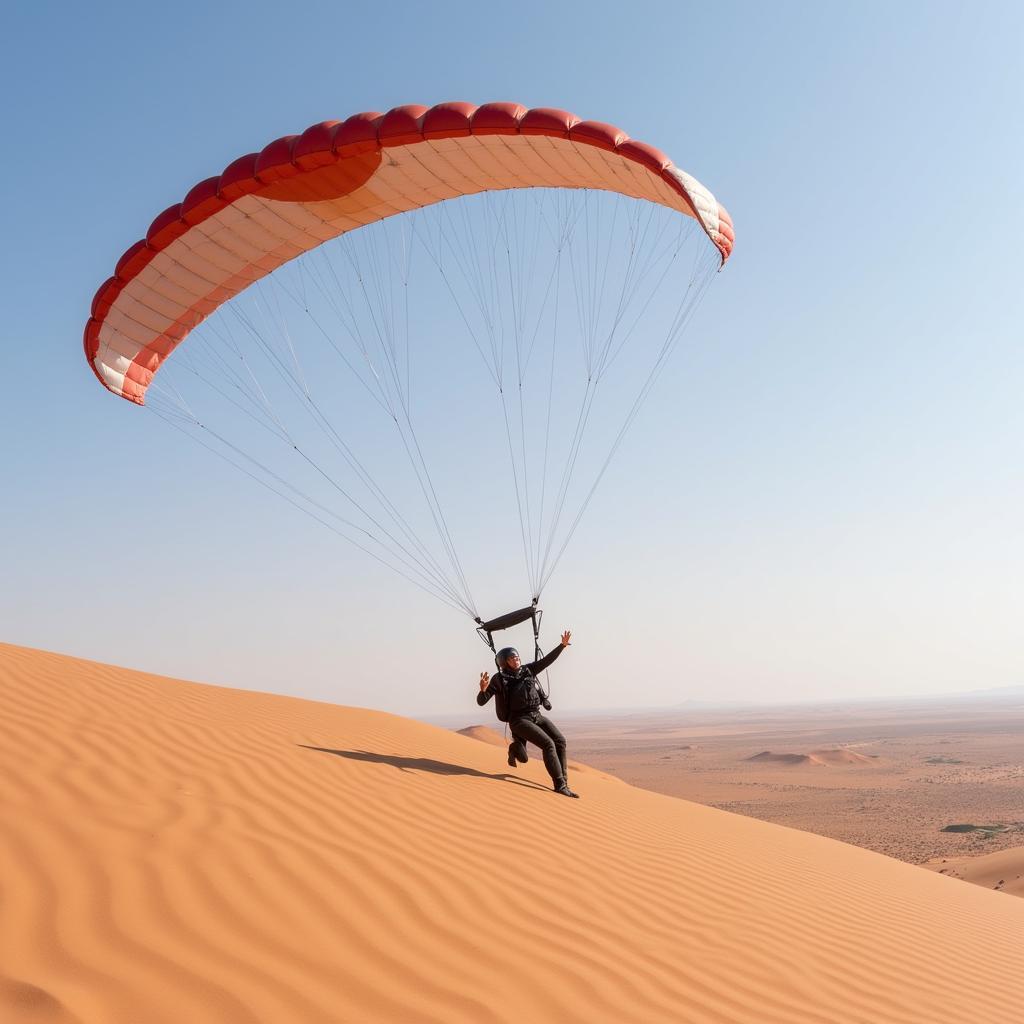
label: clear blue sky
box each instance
[2,1,1021,715]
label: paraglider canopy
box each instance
[84,101,732,404]
[83,101,734,629]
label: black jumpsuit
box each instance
[477,646,568,785]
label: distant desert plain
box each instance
[454,692,1024,901]
[3,640,1023,1023]
[476,694,1024,892]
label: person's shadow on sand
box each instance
[299,746,549,791]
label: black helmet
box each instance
[495,647,520,671]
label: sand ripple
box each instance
[2,642,1023,1023]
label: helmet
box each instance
[495,647,520,671]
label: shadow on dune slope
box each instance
[298,745,550,791]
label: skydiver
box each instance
[477,630,579,798]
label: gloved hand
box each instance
[542,699,552,711]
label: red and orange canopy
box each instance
[84,102,733,405]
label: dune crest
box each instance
[2,641,1023,1023]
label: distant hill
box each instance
[746,748,875,767]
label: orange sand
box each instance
[2,641,1023,1023]
[924,846,1024,899]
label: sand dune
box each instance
[746,750,825,766]
[456,724,508,746]
[746,748,875,767]
[809,748,876,765]
[2,641,1024,1023]
[924,846,1024,898]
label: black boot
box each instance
[554,778,579,799]
[508,740,528,767]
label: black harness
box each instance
[491,669,545,723]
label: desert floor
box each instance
[535,697,1024,868]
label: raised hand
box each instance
[479,671,490,692]
[561,629,572,647]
